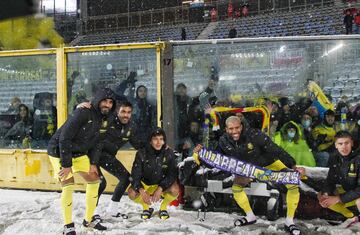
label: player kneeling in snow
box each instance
[128,128,179,220]
[193,116,305,235]
[318,131,360,228]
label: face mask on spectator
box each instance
[302,120,311,128]
[287,131,296,139]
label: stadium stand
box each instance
[209,5,344,38]
[71,22,207,46]
[323,60,360,105]
[71,2,360,46]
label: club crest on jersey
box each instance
[349,163,356,177]
[247,143,254,150]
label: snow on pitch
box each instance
[0,189,360,235]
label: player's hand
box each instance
[317,192,328,207]
[204,104,212,115]
[151,186,163,203]
[294,166,305,177]
[321,195,340,208]
[76,102,91,109]
[89,164,99,176]
[139,188,151,205]
[59,167,72,180]
[193,144,203,154]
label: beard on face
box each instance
[100,107,110,115]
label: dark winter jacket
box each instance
[228,28,237,38]
[344,15,354,26]
[95,117,144,157]
[47,88,116,167]
[175,94,191,139]
[218,125,296,168]
[322,149,360,203]
[132,86,156,143]
[131,145,177,192]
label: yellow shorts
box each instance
[141,182,162,195]
[49,155,90,181]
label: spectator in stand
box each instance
[227,0,234,19]
[344,10,354,34]
[132,85,156,144]
[242,4,249,17]
[181,120,202,159]
[277,97,296,131]
[5,96,22,114]
[67,71,81,100]
[235,8,241,19]
[300,113,316,150]
[355,10,360,34]
[115,71,137,101]
[210,7,218,22]
[4,104,33,148]
[273,121,316,167]
[228,26,237,38]
[268,101,281,138]
[199,76,218,111]
[181,28,186,40]
[293,97,312,123]
[32,93,57,148]
[335,100,351,121]
[312,110,336,167]
[188,97,202,124]
[334,101,356,133]
[307,105,321,128]
[351,105,360,143]
[174,83,191,147]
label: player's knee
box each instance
[60,177,74,186]
[81,172,100,183]
[168,181,180,196]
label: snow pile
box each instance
[1,189,360,235]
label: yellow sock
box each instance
[85,181,100,222]
[232,184,253,213]
[61,184,74,225]
[160,193,178,211]
[329,203,354,218]
[133,195,149,210]
[285,185,300,218]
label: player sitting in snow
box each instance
[128,128,179,220]
[318,130,360,227]
[193,116,305,235]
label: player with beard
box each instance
[193,116,304,235]
[47,88,116,235]
[90,101,144,220]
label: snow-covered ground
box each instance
[1,189,360,235]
